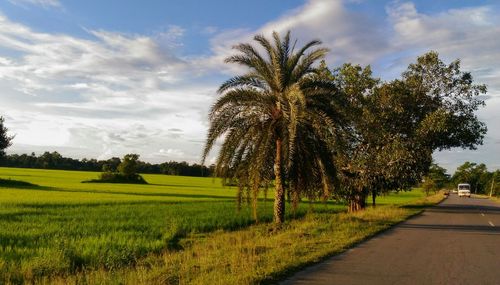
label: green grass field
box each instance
[0,167,431,284]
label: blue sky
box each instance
[0,0,499,173]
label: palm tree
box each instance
[203,31,344,225]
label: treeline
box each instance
[451,162,500,195]
[422,161,500,196]
[0,151,213,177]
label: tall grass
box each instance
[0,167,344,282]
[48,193,444,285]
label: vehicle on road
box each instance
[444,190,450,197]
[458,183,471,198]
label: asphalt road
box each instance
[282,194,500,285]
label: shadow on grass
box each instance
[148,183,213,189]
[0,178,47,189]
[0,183,237,201]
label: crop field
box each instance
[0,167,429,283]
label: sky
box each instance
[0,0,499,173]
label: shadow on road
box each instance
[399,223,499,234]
[427,203,500,213]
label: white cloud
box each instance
[384,2,500,171]
[0,12,214,163]
[1,0,500,172]
[199,0,500,171]
[386,2,500,91]
[8,0,60,8]
[202,0,389,74]
[201,26,218,35]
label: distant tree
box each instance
[0,116,13,158]
[427,163,450,189]
[0,151,211,177]
[421,176,438,196]
[419,163,449,196]
[102,164,113,173]
[452,162,489,193]
[117,154,140,178]
[488,170,500,197]
[104,157,121,172]
[86,154,147,184]
[203,31,344,225]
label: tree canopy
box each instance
[331,51,487,211]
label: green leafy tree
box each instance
[452,162,489,194]
[427,163,450,189]
[0,116,13,158]
[421,176,438,196]
[488,170,500,197]
[335,51,486,211]
[325,63,427,210]
[328,64,387,210]
[402,51,487,150]
[203,31,344,224]
[117,154,140,178]
[94,154,146,184]
[420,164,449,196]
[452,161,475,185]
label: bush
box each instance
[83,172,147,184]
[83,154,148,184]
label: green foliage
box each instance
[0,116,13,158]
[89,172,148,184]
[488,170,500,197]
[333,51,486,211]
[426,163,450,189]
[85,154,148,184]
[203,31,344,223]
[421,177,438,196]
[451,161,491,194]
[402,51,487,150]
[117,154,140,178]
[1,152,212,176]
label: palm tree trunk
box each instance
[274,139,285,225]
[252,183,259,223]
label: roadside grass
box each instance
[473,193,500,203]
[46,192,443,285]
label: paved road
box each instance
[282,194,500,285]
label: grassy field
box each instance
[0,167,438,284]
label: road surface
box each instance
[282,194,500,285]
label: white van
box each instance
[457,183,471,198]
